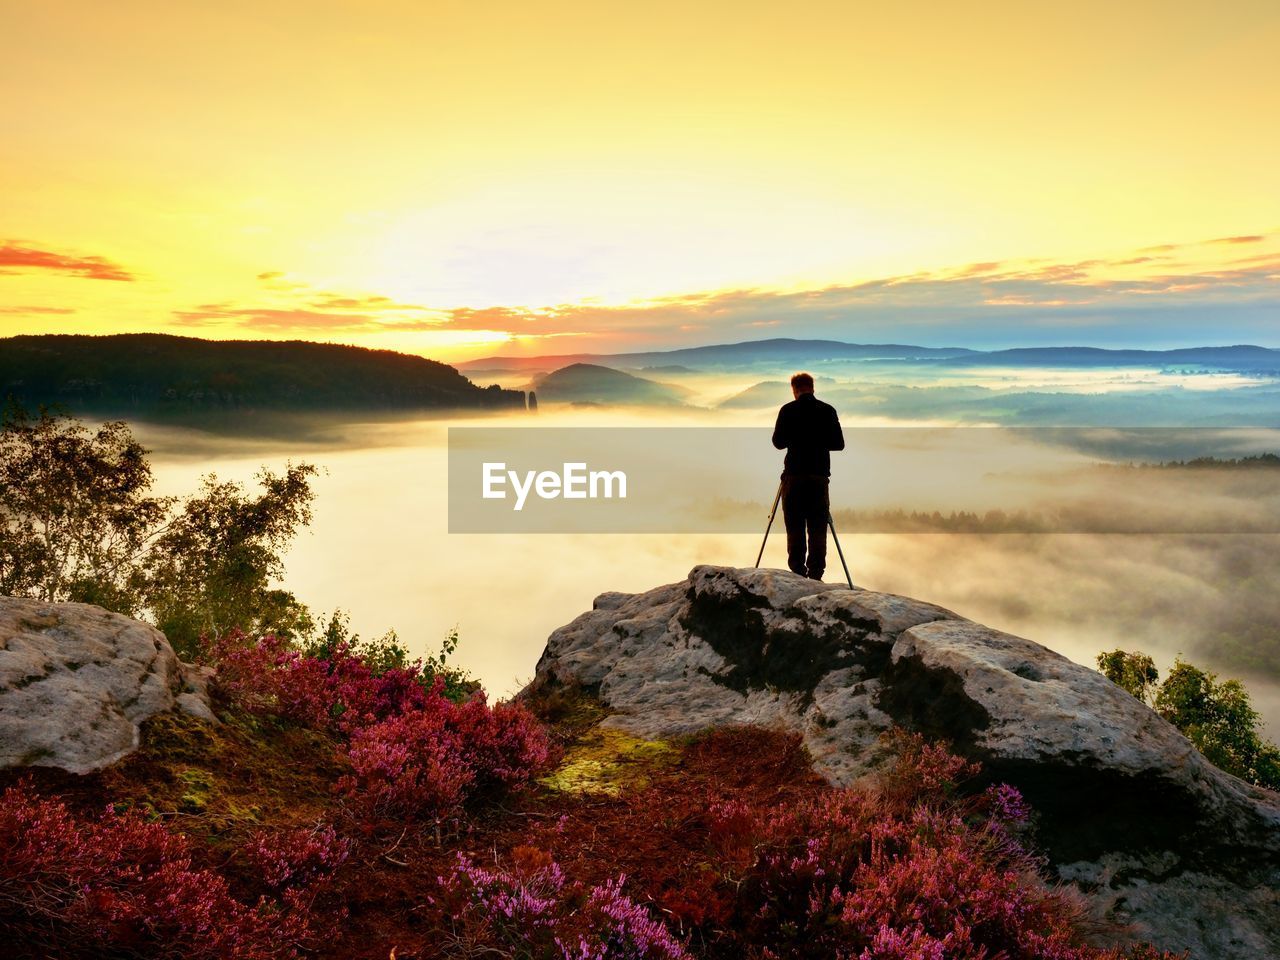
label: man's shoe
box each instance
[807,572,824,581]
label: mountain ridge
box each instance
[459,337,978,371]
[0,333,526,415]
[461,337,1280,373]
[531,362,687,406]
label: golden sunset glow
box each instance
[3,1,1278,359]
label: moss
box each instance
[0,707,348,851]
[539,727,677,796]
[525,681,610,737]
[139,712,221,764]
[177,767,217,813]
[224,799,264,823]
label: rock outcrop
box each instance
[526,565,1280,959]
[0,596,215,774]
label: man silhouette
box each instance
[771,372,845,580]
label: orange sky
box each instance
[2,1,1278,358]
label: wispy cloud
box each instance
[0,241,135,281]
[1210,235,1266,245]
[172,284,443,332]
[174,304,385,331]
[0,305,76,315]
[170,231,1280,348]
[308,293,427,311]
[416,244,1280,342]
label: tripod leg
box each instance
[754,482,783,568]
[828,512,853,589]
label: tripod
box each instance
[754,481,853,589]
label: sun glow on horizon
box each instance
[2,1,1277,359]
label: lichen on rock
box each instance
[539,727,677,796]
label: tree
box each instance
[0,403,317,658]
[1097,647,1280,790]
[1154,659,1280,790]
[145,464,318,656]
[1095,649,1160,705]
[0,403,171,613]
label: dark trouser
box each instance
[781,474,829,580]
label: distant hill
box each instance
[0,334,525,416]
[633,364,700,376]
[459,338,977,372]
[939,344,1280,371]
[717,377,843,409]
[532,363,686,406]
[460,338,1280,375]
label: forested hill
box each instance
[0,334,525,414]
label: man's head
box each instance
[790,371,815,399]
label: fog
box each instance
[132,368,1280,734]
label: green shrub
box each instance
[1098,649,1280,790]
[1096,650,1159,704]
[0,403,316,658]
[1154,659,1280,790]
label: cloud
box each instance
[951,261,1005,277]
[421,247,1278,341]
[172,231,1280,347]
[1211,235,1266,245]
[173,303,384,331]
[0,305,76,315]
[254,270,311,292]
[175,274,446,333]
[309,293,428,311]
[0,242,134,281]
[467,235,1278,344]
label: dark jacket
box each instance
[772,392,845,476]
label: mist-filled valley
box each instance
[122,350,1280,733]
[9,7,1280,954]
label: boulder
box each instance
[526,564,1280,959]
[0,596,215,774]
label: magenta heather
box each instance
[436,850,691,960]
[242,823,352,892]
[211,631,432,733]
[0,782,313,960]
[338,679,552,821]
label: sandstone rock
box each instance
[0,596,215,773]
[525,564,1280,959]
[176,662,219,725]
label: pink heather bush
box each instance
[700,734,1179,960]
[241,823,352,892]
[212,630,432,733]
[436,848,566,939]
[0,782,312,960]
[213,630,553,824]
[435,848,690,960]
[213,632,330,726]
[339,695,474,819]
[338,681,553,821]
[565,876,692,960]
[450,690,557,794]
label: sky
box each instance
[2,0,1278,360]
